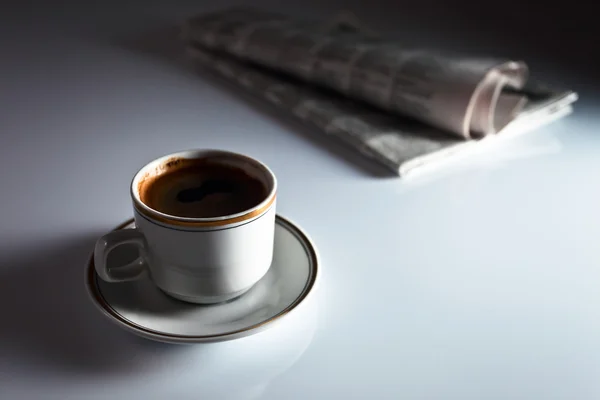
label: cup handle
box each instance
[94,228,149,282]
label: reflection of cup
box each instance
[204,298,319,399]
[100,293,319,399]
[93,149,277,304]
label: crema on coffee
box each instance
[139,160,268,218]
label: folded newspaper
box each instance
[181,7,577,177]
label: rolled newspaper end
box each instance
[466,60,529,136]
[182,7,530,139]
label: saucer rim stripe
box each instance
[86,215,318,341]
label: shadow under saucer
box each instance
[0,232,185,378]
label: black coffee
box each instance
[139,160,268,218]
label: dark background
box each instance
[2,0,596,88]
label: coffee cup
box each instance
[93,149,277,304]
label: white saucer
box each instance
[85,215,319,344]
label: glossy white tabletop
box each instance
[1,1,599,399]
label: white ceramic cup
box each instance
[93,149,277,304]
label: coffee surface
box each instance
[140,162,268,218]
